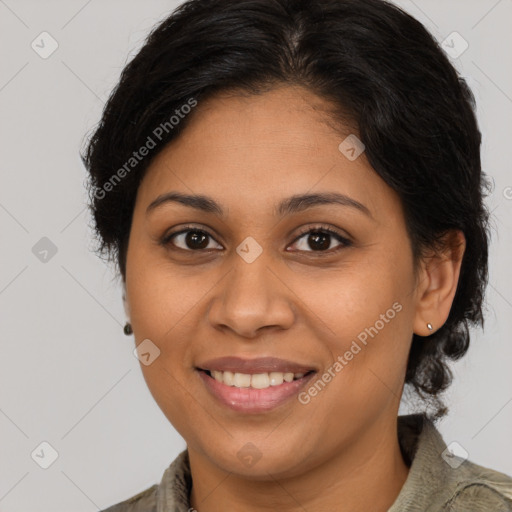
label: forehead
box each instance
[135,85,401,223]
[175,85,352,151]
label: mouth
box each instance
[196,367,317,413]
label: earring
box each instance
[427,322,433,332]
[123,322,133,335]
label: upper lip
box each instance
[197,356,317,375]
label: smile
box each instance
[197,368,317,413]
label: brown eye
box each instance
[289,226,352,253]
[163,228,223,251]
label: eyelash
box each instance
[160,224,353,255]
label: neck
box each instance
[188,416,410,512]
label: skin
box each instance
[123,84,465,512]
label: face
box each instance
[124,85,423,479]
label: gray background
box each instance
[0,0,511,510]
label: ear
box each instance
[413,230,466,336]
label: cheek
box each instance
[302,248,412,338]
[297,299,412,445]
[126,246,208,336]
[301,251,414,399]
[138,361,204,444]
[126,261,205,434]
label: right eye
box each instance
[161,227,224,252]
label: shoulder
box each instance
[98,449,191,512]
[445,459,512,511]
[100,484,158,512]
[392,415,512,511]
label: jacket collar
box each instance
[154,414,498,511]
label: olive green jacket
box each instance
[101,414,512,511]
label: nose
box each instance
[207,254,296,338]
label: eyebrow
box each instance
[146,191,373,219]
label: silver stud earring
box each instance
[427,322,433,332]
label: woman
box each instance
[82,0,512,510]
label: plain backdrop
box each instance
[1,0,511,510]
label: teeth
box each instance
[251,373,270,389]
[223,371,234,386]
[269,372,284,386]
[233,372,251,388]
[209,370,309,389]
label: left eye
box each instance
[289,228,352,253]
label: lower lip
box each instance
[197,370,316,413]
